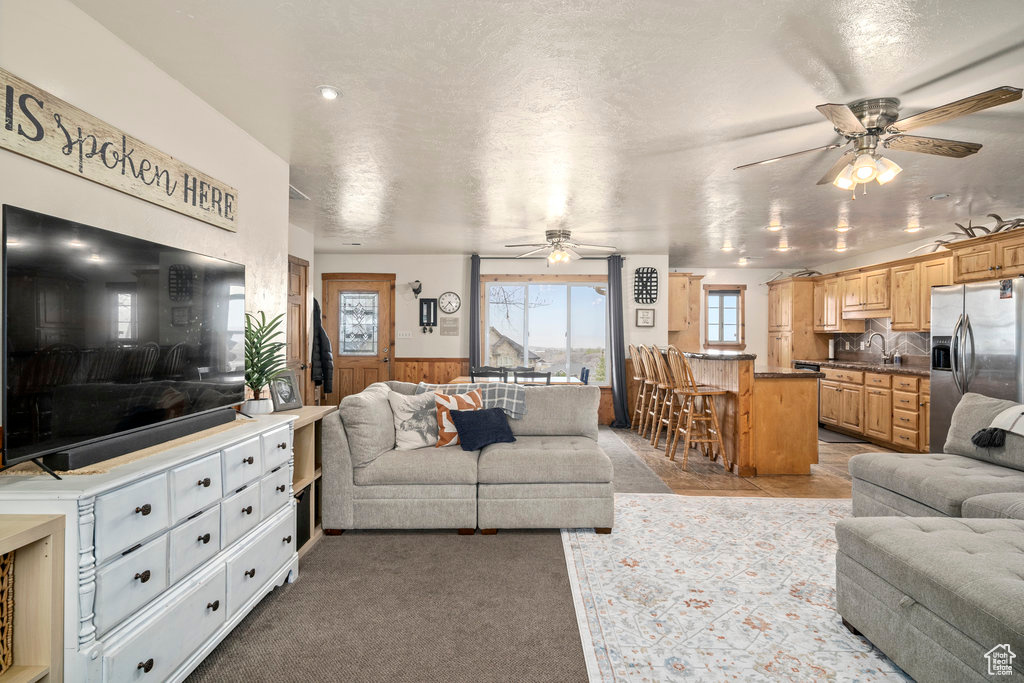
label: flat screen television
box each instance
[2,205,246,471]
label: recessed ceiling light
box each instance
[766,222,783,232]
[318,85,341,101]
[904,225,922,233]
[721,242,734,252]
[929,193,951,201]
[834,245,848,253]
[737,257,749,266]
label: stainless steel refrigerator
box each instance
[930,279,1024,448]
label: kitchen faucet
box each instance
[868,332,894,363]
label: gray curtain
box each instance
[606,255,630,428]
[469,254,481,368]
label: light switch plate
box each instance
[397,330,413,339]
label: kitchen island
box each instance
[684,351,823,476]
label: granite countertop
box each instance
[755,366,824,379]
[793,359,931,378]
[683,350,758,361]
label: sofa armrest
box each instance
[321,411,355,529]
[962,493,1024,520]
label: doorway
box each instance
[286,256,311,404]
[321,273,396,405]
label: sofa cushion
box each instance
[945,392,1024,471]
[435,390,483,447]
[339,382,396,468]
[835,516,1024,660]
[478,435,612,484]
[962,493,1024,520]
[849,451,1024,517]
[450,408,515,451]
[388,391,438,450]
[352,447,479,486]
[510,386,600,440]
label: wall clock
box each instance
[438,291,461,314]
[634,267,658,304]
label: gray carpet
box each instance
[188,426,668,683]
[818,426,867,444]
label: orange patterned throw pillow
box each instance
[434,390,483,447]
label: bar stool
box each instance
[628,345,647,430]
[647,347,674,446]
[634,345,658,435]
[655,346,687,451]
[668,353,729,471]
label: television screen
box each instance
[3,205,245,467]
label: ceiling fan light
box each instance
[833,164,856,190]
[852,153,878,182]
[548,248,571,264]
[875,157,903,185]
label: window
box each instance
[109,285,138,341]
[484,276,608,384]
[703,284,746,349]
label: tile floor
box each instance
[617,428,893,498]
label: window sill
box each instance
[704,343,746,351]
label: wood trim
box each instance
[288,255,310,268]
[702,283,747,291]
[321,272,398,282]
[480,274,607,283]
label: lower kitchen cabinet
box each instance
[820,381,842,426]
[839,385,864,433]
[864,387,893,442]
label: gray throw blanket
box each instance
[972,405,1024,448]
[415,382,527,420]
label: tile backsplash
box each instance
[835,318,930,359]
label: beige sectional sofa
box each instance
[321,381,614,532]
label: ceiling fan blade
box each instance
[514,246,550,259]
[569,243,617,251]
[564,247,582,261]
[815,104,867,134]
[887,86,1022,133]
[816,150,855,185]
[883,134,982,158]
[734,143,843,170]
[504,242,548,248]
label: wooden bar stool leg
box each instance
[643,386,659,439]
[680,405,696,469]
[631,383,646,432]
[668,395,687,461]
[708,397,729,471]
[653,393,672,447]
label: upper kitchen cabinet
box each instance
[920,256,952,330]
[948,231,1024,283]
[667,272,704,351]
[766,278,828,366]
[813,276,864,333]
[842,268,890,318]
[768,280,793,331]
[890,263,921,331]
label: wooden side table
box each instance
[0,514,64,683]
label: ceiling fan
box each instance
[734,86,1022,191]
[505,229,616,264]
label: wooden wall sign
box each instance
[0,67,238,232]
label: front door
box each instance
[322,275,395,405]
[286,256,311,404]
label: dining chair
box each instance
[668,353,729,471]
[513,370,551,385]
[470,366,507,382]
[579,367,590,385]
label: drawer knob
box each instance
[134,504,152,516]
[134,570,151,583]
[242,456,254,465]
[207,600,220,612]
[283,535,292,544]
[276,484,287,493]
[277,441,288,449]
[137,658,154,673]
[198,533,211,545]
[242,505,253,516]
[197,477,212,488]
[245,568,256,578]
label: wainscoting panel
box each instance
[392,358,471,385]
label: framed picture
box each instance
[635,308,656,327]
[171,306,190,327]
[270,369,303,411]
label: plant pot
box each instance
[243,398,274,415]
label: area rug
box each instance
[562,494,909,681]
[818,427,867,444]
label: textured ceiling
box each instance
[72,0,1024,267]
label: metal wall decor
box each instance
[634,267,658,304]
[419,298,438,333]
[168,264,194,302]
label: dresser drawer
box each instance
[102,565,226,683]
[226,511,295,616]
[170,506,221,584]
[222,484,262,547]
[95,534,169,637]
[893,375,920,392]
[892,409,919,431]
[893,390,919,411]
[222,437,262,492]
[169,453,223,523]
[864,372,891,388]
[261,424,293,472]
[261,468,291,520]
[822,368,863,384]
[893,427,920,449]
[94,474,170,564]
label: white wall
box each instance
[673,268,776,361]
[311,253,669,358]
[0,0,290,417]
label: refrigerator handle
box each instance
[951,314,964,394]
[964,314,976,393]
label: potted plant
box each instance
[244,311,286,414]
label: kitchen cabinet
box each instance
[949,232,1024,282]
[864,386,893,441]
[996,237,1024,277]
[920,257,952,329]
[920,382,931,452]
[890,263,921,331]
[813,276,864,333]
[841,268,890,317]
[667,272,704,351]
[840,385,864,433]
[952,242,997,282]
[766,278,827,367]
[819,380,842,426]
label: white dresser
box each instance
[0,415,299,682]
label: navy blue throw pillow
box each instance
[449,407,515,451]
